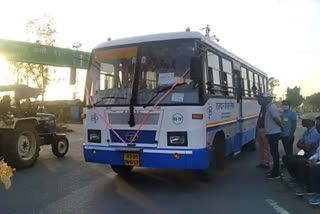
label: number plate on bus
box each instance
[124,153,140,166]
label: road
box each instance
[0,121,319,214]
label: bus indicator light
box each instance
[192,114,203,119]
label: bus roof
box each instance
[94,31,266,76]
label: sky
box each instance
[0,0,319,100]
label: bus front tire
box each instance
[110,165,133,177]
[198,134,225,182]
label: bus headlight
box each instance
[88,129,101,143]
[167,132,188,146]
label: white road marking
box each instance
[265,199,291,214]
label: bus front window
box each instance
[88,47,137,105]
[137,40,199,106]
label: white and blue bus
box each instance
[83,31,268,179]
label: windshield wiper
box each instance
[93,96,127,106]
[143,83,186,108]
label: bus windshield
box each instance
[137,40,199,106]
[88,47,137,105]
[87,40,199,106]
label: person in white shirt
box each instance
[263,92,283,179]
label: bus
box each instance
[82,31,268,179]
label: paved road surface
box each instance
[1,121,319,214]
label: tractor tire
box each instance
[1,123,40,169]
[51,136,69,158]
[110,165,133,178]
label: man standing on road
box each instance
[263,92,283,179]
[281,100,297,156]
[256,95,270,169]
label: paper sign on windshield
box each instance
[158,72,174,85]
[171,93,184,102]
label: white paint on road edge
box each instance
[265,199,290,214]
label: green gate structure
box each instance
[0,38,90,69]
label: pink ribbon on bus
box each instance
[129,67,191,144]
[86,61,195,146]
[85,87,128,146]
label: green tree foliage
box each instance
[25,15,57,101]
[286,86,304,109]
[8,62,24,85]
[305,92,320,111]
[268,77,280,94]
[7,16,56,102]
[8,62,36,86]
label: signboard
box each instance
[0,38,90,69]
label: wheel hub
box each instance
[17,132,36,161]
[18,136,30,157]
[57,140,67,154]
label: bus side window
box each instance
[248,71,254,97]
[241,67,248,97]
[222,58,233,96]
[259,75,264,93]
[264,77,268,92]
[252,73,258,96]
[207,52,221,95]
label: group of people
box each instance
[256,92,320,205]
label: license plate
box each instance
[124,153,140,166]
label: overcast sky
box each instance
[0,0,319,99]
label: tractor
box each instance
[0,85,69,169]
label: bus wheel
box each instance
[214,133,225,170]
[198,134,225,182]
[198,160,215,182]
[111,165,133,178]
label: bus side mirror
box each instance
[190,56,202,80]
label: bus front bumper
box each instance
[83,144,210,170]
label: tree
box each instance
[8,62,24,85]
[22,63,36,86]
[285,86,304,109]
[305,92,320,111]
[8,62,36,86]
[25,15,57,101]
[268,77,280,94]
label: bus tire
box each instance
[213,133,225,170]
[198,133,225,182]
[111,165,133,178]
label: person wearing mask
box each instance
[256,94,270,169]
[263,92,283,179]
[307,116,320,205]
[282,114,320,195]
[281,100,297,155]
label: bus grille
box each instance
[108,113,160,125]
